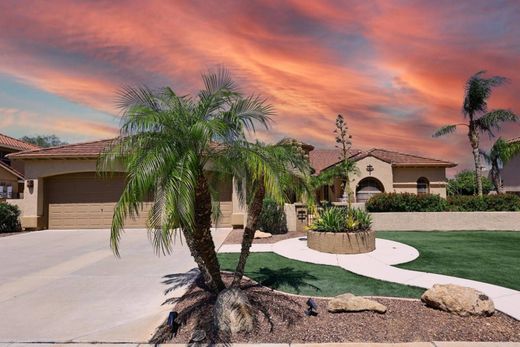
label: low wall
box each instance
[371,212,520,231]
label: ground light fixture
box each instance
[305,298,318,316]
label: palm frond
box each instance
[433,124,457,137]
[463,71,508,117]
[475,109,518,137]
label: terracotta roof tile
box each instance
[310,148,456,173]
[0,134,40,151]
[508,136,520,144]
[8,139,113,159]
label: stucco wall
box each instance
[372,212,520,231]
[392,167,448,197]
[351,157,393,195]
[0,168,19,195]
[502,154,520,191]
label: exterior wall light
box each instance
[366,164,374,175]
[27,179,34,188]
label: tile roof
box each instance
[310,148,456,173]
[0,161,24,179]
[0,134,40,151]
[8,139,113,159]
[309,149,362,174]
[508,136,520,144]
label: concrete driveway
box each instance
[0,228,231,344]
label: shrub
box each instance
[365,193,447,212]
[447,170,493,196]
[0,202,21,233]
[257,197,288,235]
[447,194,520,211]
[309,207,372,232]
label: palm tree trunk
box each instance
[468,124,483,197]
[193,173,226,293]
[493,164,504,194]
[232,180,265,287]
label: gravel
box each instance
[152,274,520,344]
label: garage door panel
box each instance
[46,173,232,229]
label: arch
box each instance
[417,177,430,195]
[356,177,385,203]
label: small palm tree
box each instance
[480,137,520,193]
[229,140,311,287]
[433,71,518,196]
[98,68,273,294]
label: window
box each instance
[417,177,430,195]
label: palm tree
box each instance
[98,68,273,294]
[433,71,518,196]
[229,140,311,287]
[480,137,520,193]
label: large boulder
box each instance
[213,288,254,334]
[327,293,387,314]
[421,284,495,317]
[254,230,272,239]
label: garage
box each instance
[45,172,232,229]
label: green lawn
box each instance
[378,231,520,290]
[218,252,424,298]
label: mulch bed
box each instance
[223,229,306,245]
[152,274,520,344]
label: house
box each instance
[0,134,40,199]
[8,138,455,230]
[309,147,456,203]
[502,136,520,195]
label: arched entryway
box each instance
[356,177,384,203]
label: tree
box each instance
[433,71,517,196]
[98,68,273,294]
[20,134,68,148]
[480,137,520,193]
[334,114,357,206]
[230,140,311,287]
[447,170,493,196]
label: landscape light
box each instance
[305,298,318,316]
[167,311,179,336]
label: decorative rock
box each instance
[254,230,272,239]
[327,293,387,314]
[213,288,254,334]
[421,284,495,317]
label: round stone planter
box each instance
[307,229,376,254]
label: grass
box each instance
[378,231,520,290]
[218,252,424,298]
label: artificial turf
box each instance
[377,231,520,290]
[218,252,424,298]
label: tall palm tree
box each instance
[228,140,311,287]
[433,71,517,196]
[98,69,273,294]
[480,137,520,193]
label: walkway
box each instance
[219,237,520,320]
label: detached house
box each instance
[8,138,455,230]
[0,134,39,199]
[502,136,520,195]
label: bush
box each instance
[447,170,494,196]
[309,207,372,232]
[447,194,520,211]
[257,198,288,235]
[365,193,447,212]
[0,202,21,233]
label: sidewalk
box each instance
[219,237,520,320]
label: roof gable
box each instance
[0,161,24,179]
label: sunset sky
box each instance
[1,0,519,172]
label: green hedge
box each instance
[366,193,520,212]
[257,197,288,235]
[0,202,22,233]
[365,193,447,212]
[447,194,520,211]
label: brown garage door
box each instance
[45,172,232,229]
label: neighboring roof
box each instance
[8,139,113,159]
[0,134,40,151]
[310,148,456,173]
[0,161,24,179]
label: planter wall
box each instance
[307,229,375,254]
